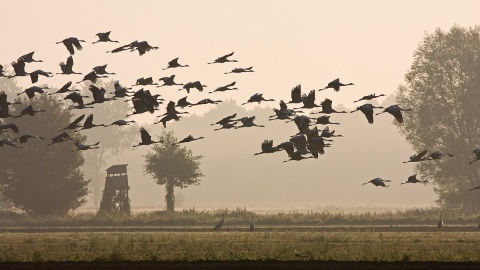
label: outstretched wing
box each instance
[291,85,301,102]
[70,114,86,126]
[72,38,83,50]
[216,51,234,62]
[140,127,151,143]
[225,81,236,87]
[168,57,179,66]
[261,139,273,151]
[84,114,94,127]
[416,150,428,159]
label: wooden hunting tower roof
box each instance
[106,164,128,175]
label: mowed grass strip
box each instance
[0,231,479,262]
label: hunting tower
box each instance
[98,164,131,215]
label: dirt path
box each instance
[1,261,480,270]
[0,225,478,233]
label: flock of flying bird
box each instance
[1,32,480,228]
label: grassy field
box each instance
[1,206,479,227]
[1,230,480,262]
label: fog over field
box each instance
[1,0,479,212]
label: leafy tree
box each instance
[143,131,204,211]
[0,78,90,215]
[396,25,480,213]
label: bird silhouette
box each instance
[156,103,184,122]
[208,52,237,64]
[72,141,100,151]
[350,103,384,124]
[10,59,28,77]
[307,136,328,158]
[173,135,205,145]
[155,113,181,128]
[174,97,192,108]
[426,151,454,160]
[86,84,112,105]
[106,42,132,54]
[132,127,163,147]
[13,105,45,119]
[468,186,480,191]
[270,108,294,120]
[104,119,136,127]
[48,81,78,95]
[75,114,105,131]
[295,90,320,109]
[13,134,44,143]
[312,115,340,125]
[315,99,347,114]
[76,71,108,84]
[28,69,53,83]
[0,122,19,134]
[126,89,160,116]
[234,116,265,128]
[56,37,85,55]
[279,141,314,162]
[362,178,391,187]
[158,101,188,117]
[353,93,386,103]
[318,78,354,92]
[269,100,297,120]
[208,81,237,93]
[47,132,73,146]
[211,113,237,127]
[163,57,189,70]
[224,66,254,74]
[289,134,308,148]
[158,75,182,87]
[130,40,158,56]
[57,56,82,75]
[214,122,237,131]
[242,93,275,105]
[0,138,21,148]
[17,86,48,99]
[92,31,119,44]
[135,77,158,86]
[92,64,115,75]
[111,80,133,98]
[64,92,92,109]
[254,140,281,155]
[214,214,225,232]
[18,51,43,63]
[180,81,207,93]
[290,115,312,135]
[108,40,158,55]
[59,114,85,131]
[190,98,222,107]
[401,174,428,185]
[375,104,412,123]
[403,150,429,163]
[288,85,303,104]
[469,149,480,164]
[320,126,342,138]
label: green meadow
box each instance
[1,231,479,262]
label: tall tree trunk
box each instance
[165,180,175,212]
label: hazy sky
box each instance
[2,1,479,211]
[2,1,479,108]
